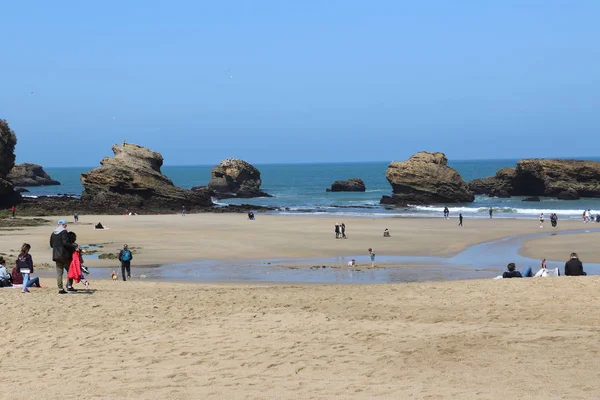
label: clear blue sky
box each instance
[2,1,599,167]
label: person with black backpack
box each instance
[118,244,133,281]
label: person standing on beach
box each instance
[539,213,544,228]
[118,244,133,281]
[458,213,463,226]
[181,206,186,217]
[443,207,449,219]
[11,205,16,218]
[334,223,340,239]
[368,248,376,268]
[341,223,347,239]
[16,243,34,293]
[489,207,493,219]
[550,213,558,228]
[73,213,79,223]
[50,220,77,294]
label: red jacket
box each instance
[67,250,82,283]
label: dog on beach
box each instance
[111,271,118,281]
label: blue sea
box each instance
[23,159,600,219]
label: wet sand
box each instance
[1,214,597,271]
[2,278,600,399]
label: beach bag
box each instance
[122,250,132,261]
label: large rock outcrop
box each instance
[208,159,271,199]
[326,178,366,192]
[8,163,61,187]
[0,120,21,207]
[381,152,474,205]
[80,143,213,209]
[469,159,600,199]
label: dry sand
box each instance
[2,215,600,399]
[2,278,600,399]
[1,214,598,268]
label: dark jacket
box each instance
[565,258,585,276]
[50,228,77,262]
[16,253,33,273]
[503,270,522,278]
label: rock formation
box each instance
[8,163,61,186]
[208,159,271,199]
[469,159,600,199]
[381,152,474,205]
[0,120,21,207]
[326,178,366,192]
[80,143,213,209]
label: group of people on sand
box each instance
[582,209,598,223]
[50,220,91,293]
[334,222,347,239]
[0,245,42,291]
[539,213,559,228]
[500,253,587,278]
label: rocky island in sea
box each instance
[80,143,214,210]
[326,178,366,192]
[469,158,600,200]
[207,158,271,199]
[380,151,474,205]
[9,163,61,187]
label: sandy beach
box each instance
[2,214,600,398]
[1,278,600,399]
[1,214,598,271]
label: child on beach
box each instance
[539,213,544,228]
[16,243,34,293]
[368,248,376,268]
[67,232,90,287]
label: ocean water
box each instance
[22,159,600,219]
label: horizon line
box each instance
[36,155,600,169]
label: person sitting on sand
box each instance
[247,211,255,220]
[565,252,586,276]
[348,259,355,267]
[503,263,533,278]
[0,257,12,287]
[11,264,41,289]
[383,228,390,237]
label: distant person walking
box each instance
[368,248,376,268]
[11,205,16,218]
[181,206,186,216]
[118,244,133,281]
[334,223,340,239]
[50,219,77,294]
[565,252,586,276]
[458,213,463,226]
[489,207,493,219]
[341,223,347,239]
[550,213,558,228]
[443,207,449,219]
[539,213,544,228]
[74,213,79,223]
